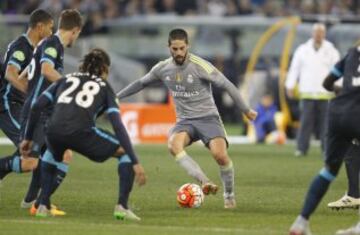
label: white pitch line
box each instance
[0,219,281,234]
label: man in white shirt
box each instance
[286,23,340,156]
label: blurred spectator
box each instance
[285,23,340,157]
[174,0,198,15]
[154,0,176,14]
[38,0,65,17]
[1,0,360,19]
[237,0,254,15]
[253,94,277,143]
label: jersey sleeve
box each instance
[42,78,64,103]
[330,53,347,79]
[104,85,120,114]
[143,62,162,84]
[199,66,250,113]
[104,84,139,164]
[7,44,29,71]
[24,81,63,140]
[40,39,59,68]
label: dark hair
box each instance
[168,28,188,45]
[79,48,111,77]
[59,9,83,30]
[29,9,53,28]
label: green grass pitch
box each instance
[0,144,357,235]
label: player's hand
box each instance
[133,163,146,186]
[245,109,258,121]
[20,140,33,157]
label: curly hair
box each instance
[79,48,111,77]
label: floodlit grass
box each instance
[0,144,356,235]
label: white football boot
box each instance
[20,199,36,209]
[328,194,360,210]
[289,215,312,235]
[224,192,236,209]
[336,222,360,235]
[114,204,141,221]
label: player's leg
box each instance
[20,114,43,207]
[35,149,65,217]
[111,147,141,221]
[345,144,360,199]
[26,131,69,217]
[296,100,316,156]
[328,143,360,210]
[70,128,141,220]
[316,100,329,153]
[208,137,235,208]
[289,119,351,234]
[0,108,38,179]
[168,126,212,186]
[24,120,71,212]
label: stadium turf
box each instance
[0,144,356,235]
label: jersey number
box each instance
[27,58,36,81]
[58,77,100,108]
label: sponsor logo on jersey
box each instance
[13,50,25,61]
[176,73,182,83]
[171,90,200,97]
[45,47,57,58]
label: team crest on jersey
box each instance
[176,73,182,83]
[45,47,57,58]
[13,51,25,61]
[187,74,194,84]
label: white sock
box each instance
[220,160,234,195]
[175,151,210,184]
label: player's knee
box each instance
[21,157,39,172]
[168,141,183,156]
[62,150,73,164]
[325,162,341,177]
[212,151,230,166]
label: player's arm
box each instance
[18,66,28,81]
[40,43,62,82]
[117,67,160,99]
[203,69,257,121]
[21,83,58,156]
[106,88,139,163]
[5,64,28,93]
[24,83,58,140]
[323,54,346,93]
[41,62,62,82]
[106,89,146,185]
[5,49,29,93]
[107,110,139,164]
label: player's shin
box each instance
[117,154,135,209]
[36,161,57,209]
[175,151,210,184]
[345,155,360,198]
[220,160,234,195]
[300,168,335,219]
[23,158,42,204]
[50,162,68,195]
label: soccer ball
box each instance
[176,183,204,208]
